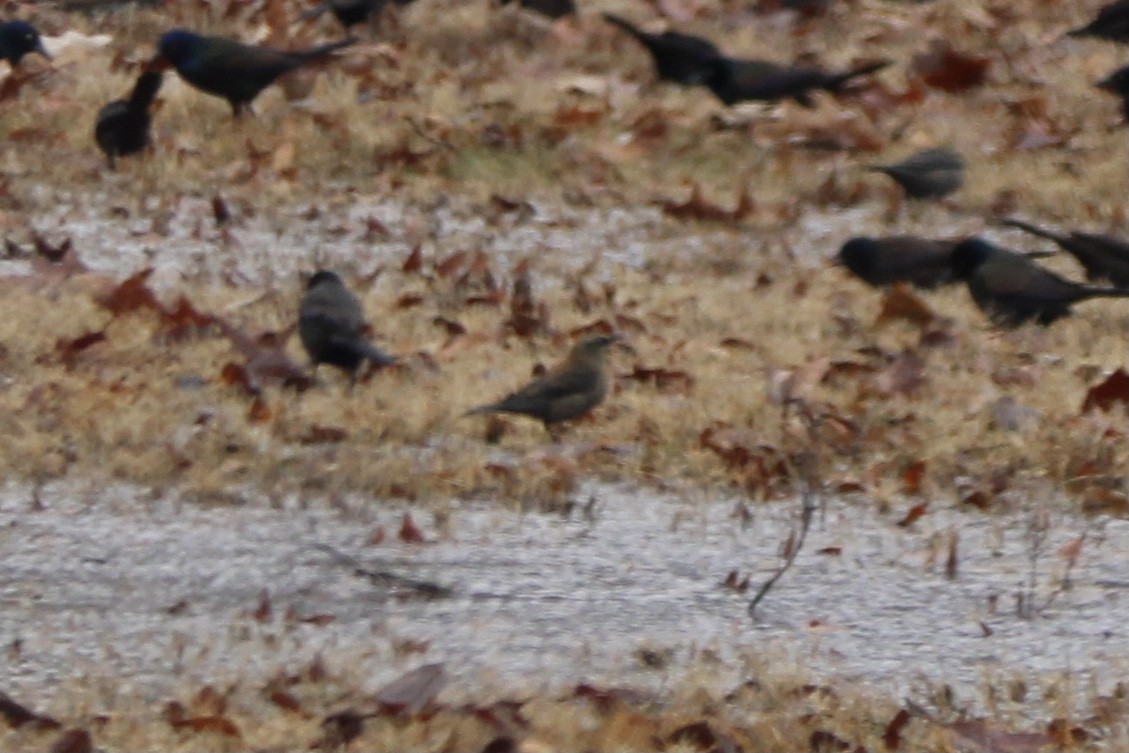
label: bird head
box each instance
[307,270,345,289]
[834,237,873,270]
[0,21,50,65]
[153,29,201,69]
[949,238,995,280]
[567,333,624,367]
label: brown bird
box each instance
[466,334,621,437]
[1002,218,1129,287]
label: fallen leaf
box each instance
[657,181,755,224]
[374,663,447,717]
[1081,368,1129,413]
[911,40,990,92]
[896,502,928,528]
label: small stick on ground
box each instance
[311,543,452,599]
[748,450,820,617]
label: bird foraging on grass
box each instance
[867,148,964,200]
[949,238,1129,327]
[601,13,720,86]
[465,334,622,439]
[704,56,889,107]
[150,29,356,116]
[94,70,163,169]
[298,270,397,381]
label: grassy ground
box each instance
[0,0,1127,748]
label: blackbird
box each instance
[1002,218,1129,287]
[1096,63,1129,119]
[835,236,961,289]
[949,238,1129,327]
[868,148,964,200]
[94,70,163,169]
[1068,0,1129,43]
[501,0,576,19]
[152,29,356,116]
[465,334,621,435]
[704,56,888,106]
[298,270,397,379]
[0,20,50,66]
[301,0,416,28]
[602,14,720,86]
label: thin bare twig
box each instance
[748,451,820,616]
[311,543,452,599]
[405,117,458,153]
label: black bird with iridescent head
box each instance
[868,148,964,200]
[1002,218,1129,287]
[602,13,719,86]
[704,56,889,106]
[465,334,622,436]
[1068,0,1129,43]
[299,270,397,380]
[95,70,163,169]
[152,29,356,116]
[0,20,50,66]
[949,238,1129,327]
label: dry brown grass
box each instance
[0,0,1128,748]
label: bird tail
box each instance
[1080,286,1129,300]
[602,13,646,42]
[298,36,359,61]
[359,342,397,368]
[464,403,497,417]
[128,70,163,110]
[299,1,331,21]
[825,60,890,92]
[1000,218,1067,246]
[1066,22,1096,39]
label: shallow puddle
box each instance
[1,480,1126,711]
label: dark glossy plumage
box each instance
[301,0,416,28]
[153,29,356,116]
[1002,219,1129,287]
[835,236,961,289]
[1069,0,1129,43]
[466,334,620,430]
[602,13,720,86]
[501,0,576,19]
[868,148,964,200]
[299,270,397,378]
[704,57,888,106]
[0,20,50,66]
[950,238,1129,327]
[95,70,162,169]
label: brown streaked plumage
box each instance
[466,334,621,434]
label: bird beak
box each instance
[1096,74,1118,93]
[35,40,51,60]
